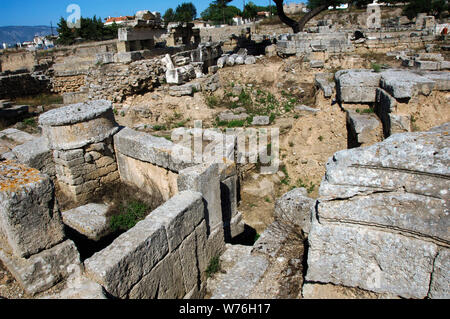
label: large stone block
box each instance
[61,203,112,241]
[306,218,437,299]
[116,151,178,203]
[335,69,381,103]
[307,124,450,299]
[114,127,193,172]
[0,161,64,258]
[319,123,450,201]
[346,110,382,147]
[429,249,450,299]
[273,188,315,234]
[315,73,335,98]
[128,249,186,299]
[210,255,269,299]
[380,69,435,99]
[145,190,204,252]
[84,215,169,298]
[12,137,55,177]
[39,100,119,151]
[178,163,222,230]
[0,240,80,295]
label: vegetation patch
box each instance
[206,256,221,278]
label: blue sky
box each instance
[0,0,305,27]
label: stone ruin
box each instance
[0,100,245,298]
[166,23,201,47]
[117,10,165,53]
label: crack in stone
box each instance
[426,251,440,298]
[349,164,450,180]
[317,217,450,248]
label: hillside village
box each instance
[0,0,449,300]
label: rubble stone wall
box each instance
[0,72,50,99]
[0,51,36,72]
[85,58,164,102]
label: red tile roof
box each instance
[105,16,134,23]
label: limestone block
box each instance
[0,240,80,295]
[84,216,169,298]
[195,220,226,281]
[252,221,289,259]
[380,69,435,99]
[389,113,411,134]
[12,137,55,177]
[346,110,382,146]
[294,105,319,113]
[61,203,112,241]
[315,73,335,98]
[178,231,199,293]
[418,71,450,91]
[42,275,107,299]
[145,191,204,252]
[39,100,119,151]
[335,69,382,103]
[310,60,324,68]
[169,84,194,97]
[306,218,437,299]
[319,123,450,201]
[244,56,256,65]
[0,161,65,258]
[274,188,315,234]
[415,60,440,71]
[114,127,193,172]
[178,163,222,230]
[251,116,270,126]
[318,191,448,243]
[0,128,34,144]
[128,249,185,299]
[210,255,269,299]
[429,249,450,299]
[116,151,178,202]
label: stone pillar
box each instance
[0,160,80,295]
[39,100,120,203]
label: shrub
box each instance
[371,63,382,73]
[109,200,149,232]
[205,256,221,278]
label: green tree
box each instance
[201,3,242,25]
[243,2,258,20]
[56,17,76,45]
[213,0,234,24]
[56,15,119,45]
[163,8,176,22]
[403,0,449,20]
[175,2,197,22]
[273,0,349,33]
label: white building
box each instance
[329,4,349,10]
[283,1,306,15]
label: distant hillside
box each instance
[0,26,56,45]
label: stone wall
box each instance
[85,58,164,102]
[39,100,120,203]
[0,72,50,99]
[305,123,450,299]
[0,161,80,295]
[0,51,36,72]
[51,73,86,94]
[84,190,224,299]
